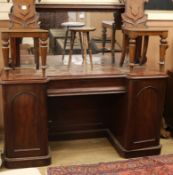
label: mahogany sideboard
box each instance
[0,1,168,169]
[0,67,167,168]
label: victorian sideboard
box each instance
[0,66,167,168]
[0,1,169,169]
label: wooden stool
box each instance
[120,27,168,72]
[1,29,48,77]
[61,22,85,60]
[68,26,96,68]
[102,20,122,63]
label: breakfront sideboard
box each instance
[0,0,169,169]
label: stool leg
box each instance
[62,29,69,61]
[10,38,16,68]
[34,38,39,69]
[79,32,84,59]
[111,22,116,64]
[87,32,93,68]
[102,25,107,55]
[82,32,87,66]
[135,36,142,64]
[129,36,136,72]
[11,38,21,68]
[40,37,48,77]
[140,36,149,65]
[159,35,168,72]
[120,33,128,67]
[68,31,76,67]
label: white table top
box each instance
[61,22,85,27]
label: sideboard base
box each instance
[107,130,161,158]
[3,154,51,169]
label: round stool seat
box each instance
[68,26,96,68]
[61,22,85,28]
[69,26,96,32]
[61,22,85,60]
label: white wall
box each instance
[0,2,12,20]
[146,10,173,21]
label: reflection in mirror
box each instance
[0,0,125,69]
[20,11,123,69]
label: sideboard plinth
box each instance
[3,153,51,169]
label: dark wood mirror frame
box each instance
[36,2,124,13]
[36,2,125,31]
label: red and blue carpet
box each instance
[47,154,173,175]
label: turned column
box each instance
[2,35,10,78]
[40,36,48,77]
[159,32,168,72]
[128,34,137,72]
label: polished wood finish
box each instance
[9,0,39,29]
[114,75,166,157]
[120,0,168,72]
[0,65,167,168]
[6,0,49,73]
[36,3,124,12]
[0,0,168,169]
[0,29,48,77]
[121,28,168,72]
[68,27,96,68]
[0,20,9,28]
[2,81,51,168]
[121,0,148,28]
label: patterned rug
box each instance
[47,154,173,175]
